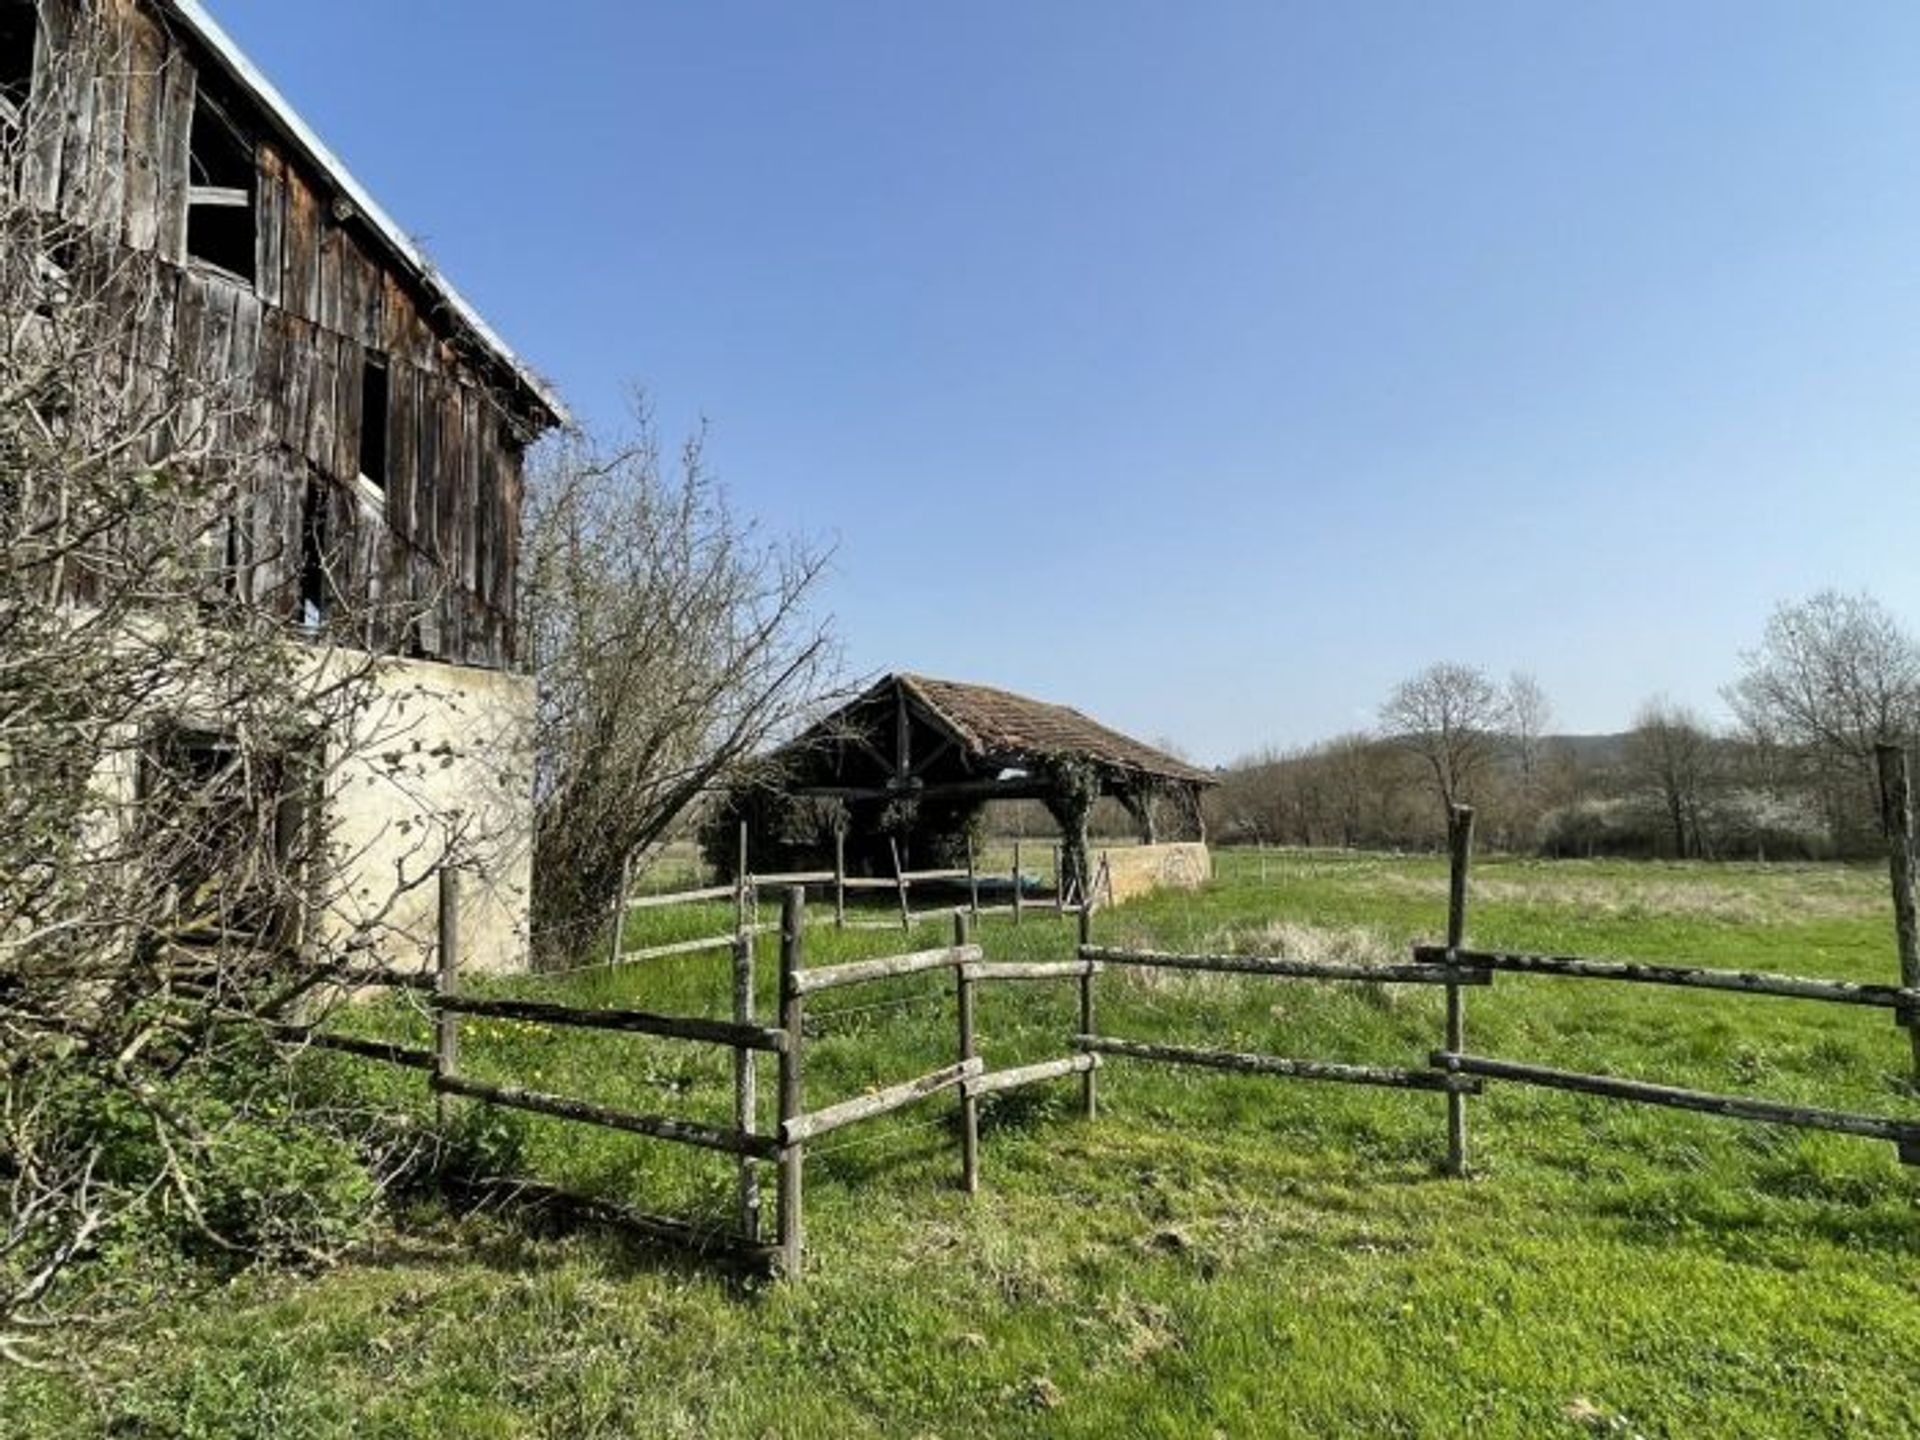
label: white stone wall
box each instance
[318,654,536,976]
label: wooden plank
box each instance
[791,944,981,995]
[961,960,1101,983]
[837,877,899,891]
[1084,945,1488,986]
[615,933,738,964]
[749,871,837,886]
[1413,946,1920,1011]
[436,995,789,1053]
[152,38,193,262]
[285,1028,436,1071]
[964,1053,1100,1099]
[1081,1035,1481,1094]
[121,10,165,252]
[433,1074,781,1159]
[900,868,970,882]
[1432,1052,1920,1145]
[254,145,286,309]
[780,1058,983,1145]
[627,885,736,910]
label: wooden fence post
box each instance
[733,871,760,1241]
[434,866,461,1128]
[777,886,807,1277]
[607,850,632,969]
[1875,744,1920,1079]
[1443,805,1475,1176]
[834,826,847,930]
[1078,902,1097,1120]
[1012,841,1023,927]
[966,837,980,922]
[890,837,911,932]
[956,908,979,1193]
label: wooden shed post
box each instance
[434,866,461,1128]
[1012,840,1023,927]
[607,850,632,969]
[955,908,979,1193]
[1443,805,1475,1176]
[1875,744,1920,1078]
[966,837,979,921]
[890,836,911,932]
[834,825,847,930]
[1078,901,1097,1120]
[777,887,807,1277]
[1054,843,1065,915]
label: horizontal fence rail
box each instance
[1083,944,1489,986]
[790,944,981,995]
[1414,945,1920,1018]
[1082,1035,1482,1094]
[625,884,737,910]
[963,959,1101,983]
[433,1074,782,1160]
[1432,1051,1920,1149]
[435,994,788,1053]
[781,1058,982,1145]
[964,1053,1100,1099]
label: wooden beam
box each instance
[435,994,788,1052]
[791,944,981,995]
[1432,1051,1920,1146]
[1412,945,1919,1011]
[780,1058,983,1145]
[1081,1035,1480,1094]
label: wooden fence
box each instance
[298,747,1920,1279]
[1076,776,1920,1174]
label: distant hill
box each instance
[1538,733,1630,768]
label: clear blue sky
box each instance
[215,1,1920,764]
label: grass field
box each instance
[7,851,1920,1438]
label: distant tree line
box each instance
[1208,591,1920,861]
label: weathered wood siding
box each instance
[24,0,540,668]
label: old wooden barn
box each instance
[9,0,567,969]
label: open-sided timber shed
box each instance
[729,674,1215,896]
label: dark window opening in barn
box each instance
[0,2,35,129]
[300,478,329,629]
[140,726,297,945]
[186,95,256,284]
[358,355,389,494]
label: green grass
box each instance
[8,852,1920,1438]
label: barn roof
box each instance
[163,1,568,427]
[874,673,1213,787]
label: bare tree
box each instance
[1379,662,1511,819]
[519,406,840,960]
[1728,591,1920,761]
[1626,698,1714,859]
[1507,671,1552,787]
[1727,590,1920,848]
